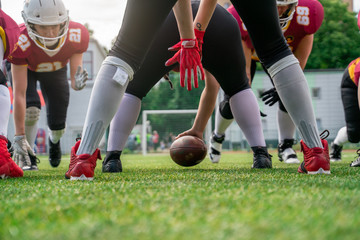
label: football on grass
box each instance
[169,135,207,167]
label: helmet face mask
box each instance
[277,0,298,31]
[22,0,69,52]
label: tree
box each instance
[307,0,360,69]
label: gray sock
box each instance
[269,56,321,148]
[77,62,130,155]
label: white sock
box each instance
[49,128,65,144]
[277,109,296,142]
[107,93,141,151]
[0,85,10,137]
[229,89,266,147]
[25,123,38,149]
[214,106,233,136]
[333,127,348,146]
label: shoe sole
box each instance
[70,174,93,181]
[284,158,300,164]
[307,168,331,174]
[330,159,341,162]
[209,153,221,163]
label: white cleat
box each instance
[278,139,300,164]
[209,133,225,164]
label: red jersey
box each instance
[228,0,324,54]
[0,9,20,60]
[8,21,89,72]
[358,10,360,31]
[348,57,360,87]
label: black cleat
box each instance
[29,154,40,171]
[252,146,272,169]
[49,138,61,167]
[102,151,122,173]
[330,143,342,162]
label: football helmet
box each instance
[22,0,69,52]
[277,0,298,31]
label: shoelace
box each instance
[320,130,329,140]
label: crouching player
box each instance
[330,57,360,167]
[0,7,23,178]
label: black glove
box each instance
[260,88,280,106]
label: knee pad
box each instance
[219,99,234,120]
[103,56,134,83]
[25,107,40,126]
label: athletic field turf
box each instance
[1,150,360,240]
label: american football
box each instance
[169,135,207,167]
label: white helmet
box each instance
[22,0,69,52]
[277,0,298,30]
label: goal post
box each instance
[141,109,212,155]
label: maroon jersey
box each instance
[228,0,324,54]
[8,21,89,72]
[348,57,360,87]
[0,9,20,60]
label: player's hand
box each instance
[260,88,280,106]
[74,66,88,90]
[165,39,205,91]
[13,135,34,170]
[168,29,205,56]
[176,129,203,140]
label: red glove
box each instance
[168,29,205,55]
[194,29,205,54]
[165,39,205,91]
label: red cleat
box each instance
[68,145,101,181]
[0,136,23,179]
[298,138,330,174]
[65,139,81,179]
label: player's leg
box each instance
[103,8,180,173]
[203,4,271,168]
[38,68,69,168]
[336,68,360,165]
[23,70,42,170]
[0,40,23,178]
[103,93,141,173]
[69,0,178,180]
[208,94,233,163]
[232,0,328,174]
[276,102,299,164]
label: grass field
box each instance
[1,149,360,240]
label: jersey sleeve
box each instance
[7,33,31,65]
[68,22,89,54]
[0,10,20,59]
[355,59,360,86]
[227,5,254,50]
[302,0,324,34]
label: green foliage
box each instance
[307,0,360,69]
[1,151,360,240]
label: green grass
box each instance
[1,150,360,240]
